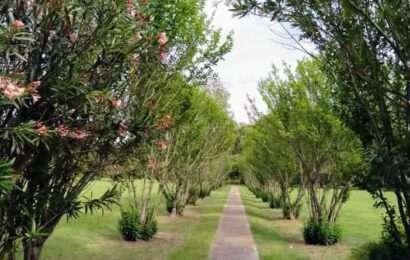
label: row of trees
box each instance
[233,0,410,257]
[0,0,235,259]
[241,60,364,245]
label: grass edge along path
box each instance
[41,183,230,260]
[168,185,231,260]
[239,186,386,260]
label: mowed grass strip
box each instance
[239,186,387,260]
[40,181,230,260]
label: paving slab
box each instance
[209,186,259,260]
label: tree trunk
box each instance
[23,239,44,260]
[171,199,177,218]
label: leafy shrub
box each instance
[269,195,282,209]
[187,188,199,205]
[119,209,140,241]
[261,192,269,202]
[119,208,157,241]
[253,189,262,198]
[303,219,341,245]
[165,198,184,215]
[199,189,211,199]
[350,241,409,260]
[351,218,410,260]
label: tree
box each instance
[241,59,364,244]
[158,88,235,216]
[232,0,410,253]
[0,0,174,258]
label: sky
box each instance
[205,1,312,123]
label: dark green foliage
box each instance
[187,188,199,205]
[119,209,140,241]
[351,241,410,260]
[303,219,341,245]
[165,197,184,215]
[118,208,157,241]
[0,161,12,195]
[261,193,269,202]
[232,0,410,251]
[198,188,211,199]
[269,195,282,209]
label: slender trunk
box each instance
[171,200,177,218]
[140,179,154,223]
[395,190,410,249]
[23,239,44,260]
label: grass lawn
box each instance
[240,186,388,260]
[40,181,230,260]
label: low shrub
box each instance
[253,189,262,198]
[119,208,158,241]
[269,195,282,208]
[261,193,269,202]
[187,188,199,205]
[350,241,409,260]
[119,209,140,241]
[199,189,211,199]
[303,219,341,245]
[351,218,410,260]
[165,198,184,215]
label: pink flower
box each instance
[30,81,41,103]
[12,20,25,30]
[31,81,41,89]
[70,129,88,140]
[134,32,142,42]
[127,0,136,16]
[69,32,78,43]
[157,140,168,150]
[32,94,41,103]
[95,95,104,103]
[57,125,70,137]
[157,32,168,46]
[35,123,48,136]
[147,157,157,169]
[159,50,168,62]
[48,30,57,40]
[111,99,122,108]
[131,54,140,66]
[156,114,172,130]
[117,121,128,137]
[0,77,25,99]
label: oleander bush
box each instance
[303,219,341,245]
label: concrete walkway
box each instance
[209,186,259,260]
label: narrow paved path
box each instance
[209,186,259,260]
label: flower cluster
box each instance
[111,98,122,108]
[156,114,172,131]
[56,125,88,140]
[147,157,157,169]
[156,140,168,151]
[0,76,25,99]
[35,122,48,136]
[117,121,128,137]
[30,81,41,103]
[157,32,168,62]
[11,20,24,30]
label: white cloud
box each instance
[205,1,313,123]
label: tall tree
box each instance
[232,0,410,252]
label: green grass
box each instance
[40,181,229,260]
[240,186,388,260]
